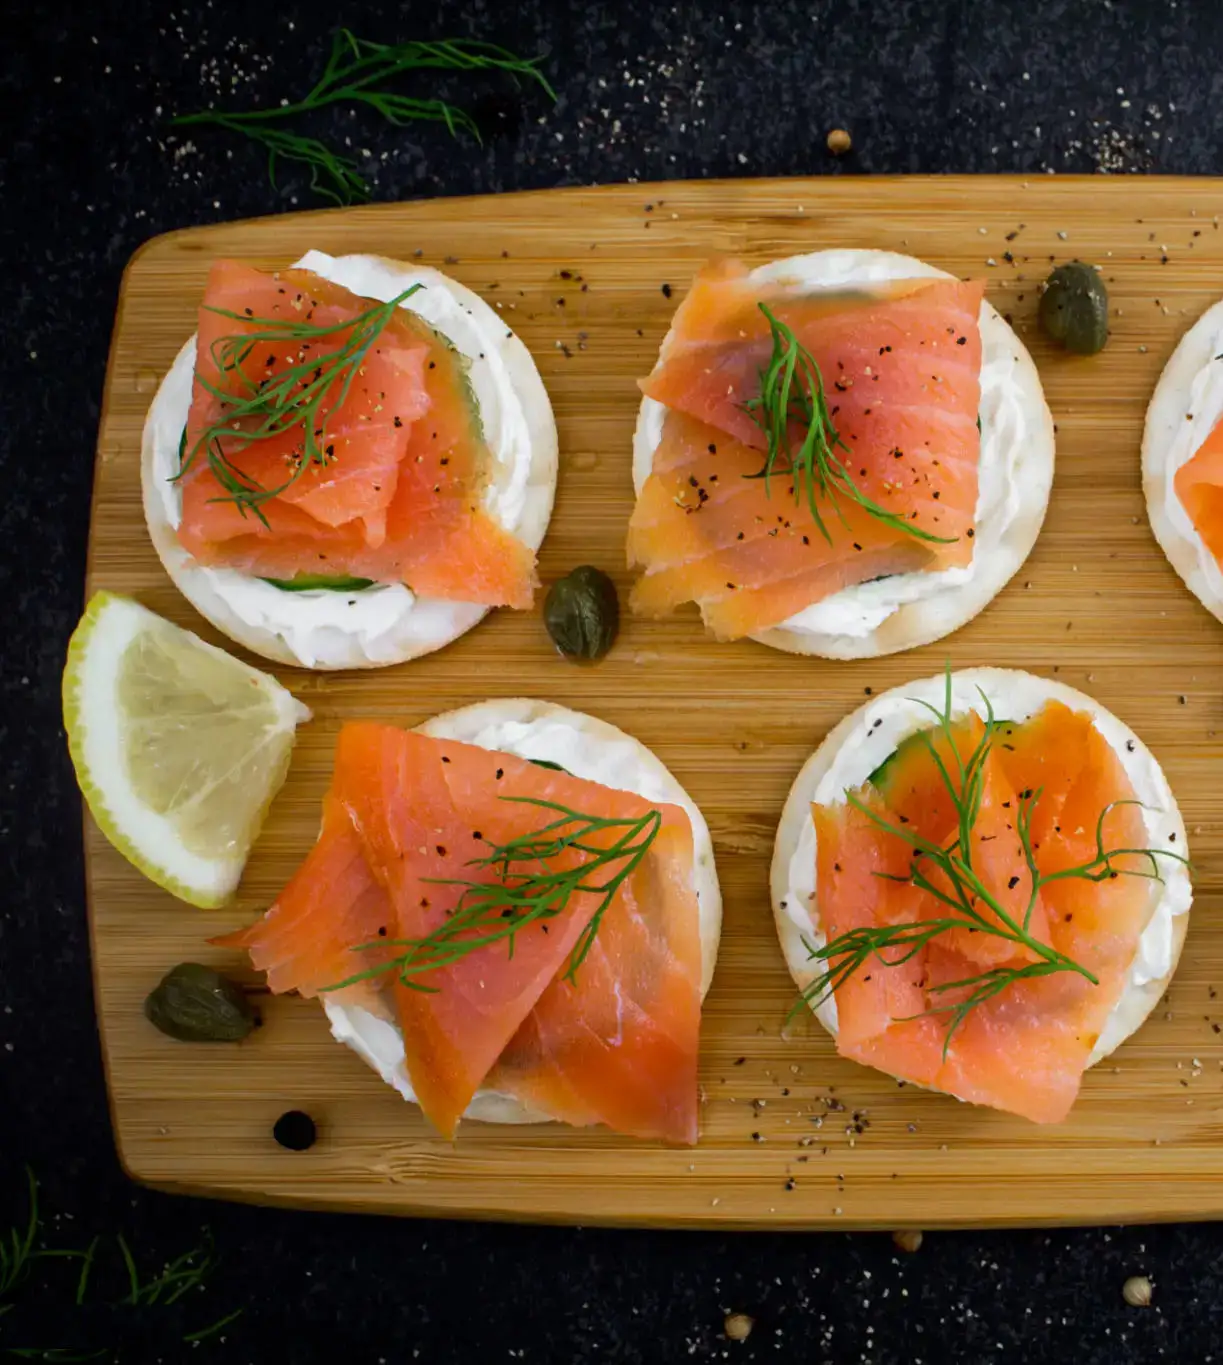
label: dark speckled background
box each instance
[4,1,1223,1361]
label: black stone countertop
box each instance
[5,1,1223,1361]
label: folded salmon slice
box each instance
[641,263,983,450]
[629,260,983,637]
[486,813,703,1140]
[217,722,703,1142]
[630,412,950,635]
[629,414,974,567]
[175,260,536,608]
[812,702,1150,1123]
[1174,415,1223,568]
[214,792,392,999]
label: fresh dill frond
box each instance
[173,30,556,204]
[0,1168,41,1300]
[176,283,420,525]
[744,303,957,548]
[0,1169,241,1360]
[320,796,662,993]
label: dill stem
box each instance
[170,32,556,204]
[745,302,957,547]
[853,798,1097,987]
[181,284,419,522]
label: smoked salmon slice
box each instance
[486,811,703,1139]
[175,261,536,607]
[1173,415,1223,569]
[217,722,703,1142]
[630,261,984,637]
[812,701,1152,1123]
[217,791,391,1000]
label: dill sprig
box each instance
[173,30,556,204]
[799,672,1187,1058]
[177,283,420,525]
[0,1169,90,1322]
[321,796,662,994]
[0,1168,39,1306]
[0,1169,78,1308]
[744,302,957,548]
[115,1235,241,1343]
[0,1170,240,1360]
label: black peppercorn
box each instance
[273,1110,317,1151]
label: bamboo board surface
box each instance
[87,177,1223,1228]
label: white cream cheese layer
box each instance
[144,251,555,668]
[773,669,1191,1065]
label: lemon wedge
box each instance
[63,591,310,906]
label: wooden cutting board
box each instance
[87,176,1223,1228]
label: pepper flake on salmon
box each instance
[216,720,705,1143]
[773,670,1191,1125]
[629,259,986,640]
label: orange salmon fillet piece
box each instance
[216,723,703,1143]
[1174,414,1223,569]
[175,260,536,608]
[213,791,393,1001]
[812,702,1150,1124]
[629,260,984,637]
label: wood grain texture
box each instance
[87,177,1223,1228]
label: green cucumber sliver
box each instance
[867,717,1015,791]
[260,574,377,593]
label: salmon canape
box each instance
[1143,294,1223,625]
[771,669,1190,1123]
[142,251,558,669]
[215,700,721,1142]
[629,250,1054,658]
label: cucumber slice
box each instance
[261,574,378,592]
[866,729,927,792]
[178,432,375,594]
[868,717,1014,790]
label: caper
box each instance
[543,565,620,661]
[1039,262,1109,355]
[144,962,259,1043]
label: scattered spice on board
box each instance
[724,1312,754,1341]
[826,128,852,155]
[1123,1275,1153,1307]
